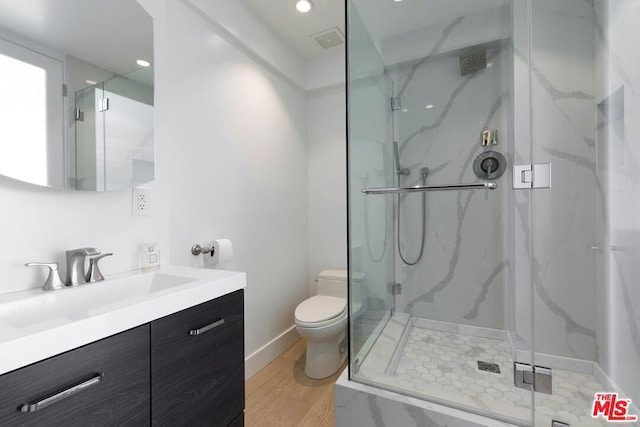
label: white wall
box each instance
[307,85,347,294]
[152,0,310,377]
[306,51,347,294]
[0,176,168,294]
[183,0,305,89]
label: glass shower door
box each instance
[530,0,640,425]
[347,2,395,378]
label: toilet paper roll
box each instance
[202,239,233,266]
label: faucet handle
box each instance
[85,253,113,283]
[25,262,65,291]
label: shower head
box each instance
[459,47,487,76]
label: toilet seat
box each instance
[295,296,346,328]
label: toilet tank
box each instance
[317,270,364,299]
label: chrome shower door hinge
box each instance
[98,97,110,112]
[390,97,401,111]
[514,362,553,394]
[513,163,551,189]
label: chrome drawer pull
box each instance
[20,373,103,413]
[189,318,225,336]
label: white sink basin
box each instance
[0,265,246,375]
[0,271,195,328]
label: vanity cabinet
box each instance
[151,289,245,427]
[0,290,245,427]
[0,325,150,427]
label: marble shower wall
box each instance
[385,0,603,363]
[393,49,512,330]
[593,0,640,405]
[385,6,514,331]
[527,0,599,361]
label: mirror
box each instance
[0,0,154,191]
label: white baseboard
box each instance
[244,325,300,380]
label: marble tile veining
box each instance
[358,322,611,426]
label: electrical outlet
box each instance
[132,187,151,216]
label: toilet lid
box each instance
[295,296,346,324]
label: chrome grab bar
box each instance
[361,181,497,195]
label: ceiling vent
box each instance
[312,27,344,49]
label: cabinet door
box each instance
[0,325,150,427]
[151,290,244,427]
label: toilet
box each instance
[295,269,350,379]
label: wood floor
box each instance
[245,339,345,427]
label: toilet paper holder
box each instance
[191,244,214,256]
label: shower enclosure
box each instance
[346,0,640,426]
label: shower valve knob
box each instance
[473,151,506,181]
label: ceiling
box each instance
[352,0,509,43]
[0,0,153,76]
[243,0,509,60]
[243,0,345,60]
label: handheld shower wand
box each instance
[393,141,410,177]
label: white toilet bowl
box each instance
[295,293,348,379]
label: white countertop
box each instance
[0,265,246,375]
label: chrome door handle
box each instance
[20,373,103,413]
[189,318,225,336]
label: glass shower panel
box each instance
[74,83,103,191]
[531,0,640,425]
[347,0,536,424]
[347,1,395,377]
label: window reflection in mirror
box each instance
[0,0,153,191]
[0,38,64,187]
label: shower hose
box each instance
[396,173,427,266]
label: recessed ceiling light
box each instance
[86,79,97,85]
[402,109,408,113]
[296,0,313,13]
[425,104,434,109]
[394,0,403,2]
[136,59,151,67]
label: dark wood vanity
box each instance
[0,290,244,427]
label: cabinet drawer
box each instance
[151,289,244,427]
[0,325,150,427]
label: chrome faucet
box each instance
[66,248,101,286]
